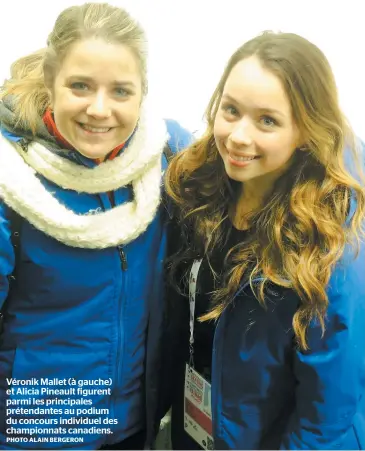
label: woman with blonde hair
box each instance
[0,3,192,449]
[164,31,365,450]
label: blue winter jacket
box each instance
[0,119,193,450]
[166,198,365,450]
[211,240,365,450]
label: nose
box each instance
[86,90,111,119]
[229,118,253,147]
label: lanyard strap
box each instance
[188,259,203,365]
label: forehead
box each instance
[223,56,291,115]
[57,38,141,80]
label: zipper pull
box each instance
[19,138,29,152]
[118,246,128,271]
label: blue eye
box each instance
[114,87,129,97]
[70,82,89,91]
[222,104,239,116]
[260,116,277,127]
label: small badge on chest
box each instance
[184,364,213,450]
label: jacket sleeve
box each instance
[156,217,190,418]
[280,245,365,450]
[0,201,16,310]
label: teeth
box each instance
[80,124,110,133]
[231,155,256,162]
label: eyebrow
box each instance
[222,94,285,117]
[66,75,136,88]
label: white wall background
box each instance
[1,0,364,139]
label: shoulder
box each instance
[329,239,365,291]
[164,118,194,154]
[324,238,365,330]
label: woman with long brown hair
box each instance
[164,31,365,450]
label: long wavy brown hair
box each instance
[165,31,365,350]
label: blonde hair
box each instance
[0,3,147,133]
[166,31,365,350]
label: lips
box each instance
[228,150,260,161]
[229,154,257,162]
[225,147,261,168]
[78,123,112,133]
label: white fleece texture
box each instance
[0,103,169,249]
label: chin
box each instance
[77,148,110,160]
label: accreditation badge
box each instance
[184,364,213,450]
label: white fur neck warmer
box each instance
[0,103,169,249]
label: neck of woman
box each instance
[231,182,271,230]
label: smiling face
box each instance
[214,56,300,198]
[50,38,143,159]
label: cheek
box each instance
[213,116,229,146]
[116,99,141,124]
[259,134,297,166]
[54,93,86,120]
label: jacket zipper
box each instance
[97,191,127,442]
[115,245,126,387]
[111,193,128,440]
[118,246,128,271]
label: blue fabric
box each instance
[161,143,365,450]
[0,119,193,450]
[211,232,365,449]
